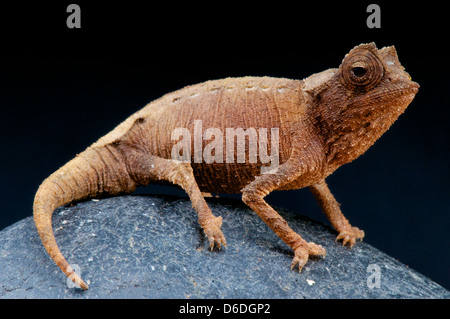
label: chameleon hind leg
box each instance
[132,154,226,250]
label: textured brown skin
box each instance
[33,43,419,289]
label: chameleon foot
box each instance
[291,242,326,272]
[336,226,365,248]
[203,216,227,250]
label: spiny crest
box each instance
[378,46,405,71]
[340,42,379,65]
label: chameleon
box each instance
[33,43,419,290]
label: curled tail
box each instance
[33,145,137,289]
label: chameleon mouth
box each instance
[363,80,419,110]
[380,81,420,117]
[387,81,420,104]
[403,81,420,103]
[409,81,420,94]
[354,80,420,119]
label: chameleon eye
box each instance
[341,49,384,90]
[351,66,367,77]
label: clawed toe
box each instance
[204,216,227,250]
[307,242,327,256]
[291,255,308,272]
[206,230,227,250]
[336,234,355,247]
[336,227,364,248]
[291,242,326,272]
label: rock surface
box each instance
[0,195,448,299]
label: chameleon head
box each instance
[304,42,420,168]
[337,42,420,115]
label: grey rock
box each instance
[0,195,448,299]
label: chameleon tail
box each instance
[33,145,136,290]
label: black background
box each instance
[1,2,449,291]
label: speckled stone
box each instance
[0,195,448,299]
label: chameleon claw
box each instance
[291,255,307,273]
[336,227,365,248]
[204,216,227,251]
[291,242,326,272]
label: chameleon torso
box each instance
[98,76,321,193]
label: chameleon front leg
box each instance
[241,157,326,272]
[309,179,364,247]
